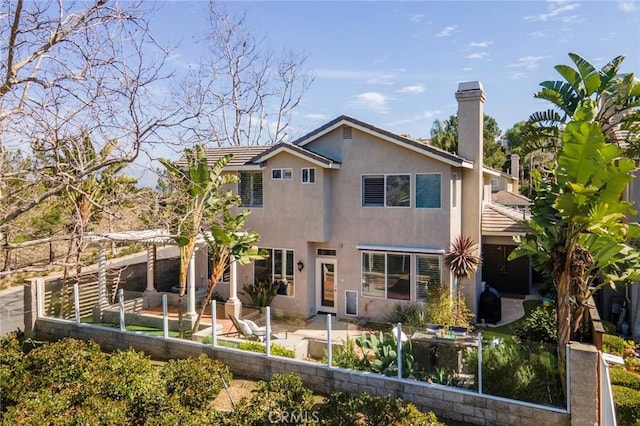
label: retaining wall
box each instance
[32,317,572,426]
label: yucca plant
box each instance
[444,235,481,326]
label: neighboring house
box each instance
[201,82,532,321]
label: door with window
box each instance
[316,258,337,314]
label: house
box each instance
[202,82,532,322]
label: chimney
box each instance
[510,153,520,179]
[455,81,486,317]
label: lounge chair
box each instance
[228,315,265,341]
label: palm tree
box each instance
[444,235,481,326]
[521,53,640,157]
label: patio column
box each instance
[145,245,156,292]
[225,256,242,319]
[186,250,197,318]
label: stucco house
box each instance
[202,81,531,322]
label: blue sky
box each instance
[150,0,639,145]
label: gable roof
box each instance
[292,115,473,169]
[177,146,269,170]
[482,202,531,236]
[250,143,341,169]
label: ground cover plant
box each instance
[0,334,445,425]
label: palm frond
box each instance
[444,235,481,280]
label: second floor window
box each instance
[272,168,292,180]
[302,167,316,183]
[415,173,441,208]
[362,174,410,207]
[238,171,263,207]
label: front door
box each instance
[316,258,337,314]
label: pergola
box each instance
[85,229,242,320]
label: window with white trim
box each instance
[416,255,441,300]
[302,167,316,184]
[272,168,292,180]
[254,248,295,296]
[415,173,441,208]
[362,174,410,207]
[361,252,411,300]
[238,171,263,207]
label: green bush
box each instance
[240,281,279,309]
[424,284,454,326]
[512,305,557,343]
[603,334,630,356]
[0,332,27,407]
[602,320,618,335]
[610,365,640,391]
[385,303,426,328]
[238,341,295,358]
[465,339,564,407]
[229,373,314,425]
[324,335,369,370]
[613,384,640,425]
[161,354,232,410]
[356,331,418,378]
[317,391,445,425]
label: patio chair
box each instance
[228,315,265,341]
[245,319,288,340]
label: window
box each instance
[362,174,410,207]
[317,248,336,256]
[415,174,441,208]
[361,252,411,300]
[302,168,316,184]
[272,168,292,180]
[238,171,263,207]
[254,248,295,296]
[416,255,441,300]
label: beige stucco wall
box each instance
[234,126,463,320]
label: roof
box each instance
[491,190,531,206]
[292,115,474,169]
[177,146,269,170]
[482,203,531,236]
[250,143,341,169]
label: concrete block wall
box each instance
[33,318,572,426]
[568,342,599,426]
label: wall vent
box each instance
[343,126,352,140]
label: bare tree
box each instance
[184,1,313,147]
[0,0,191,227]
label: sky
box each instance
[148,0,640,147]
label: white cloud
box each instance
[436,25,457,37]
[511,72,525,80]
[398,84,425,94]
[408,13,424,23]
[316,69,395,85]
[422,110,442,119]
[508,55,550,69]
[469,41,494,48]
[303,113,330,121]
[524,1,580,22]
[619,0,637,12]
[462,67,473,72]
[467,52,489,60]
[349,92,391,113]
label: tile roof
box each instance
[491,190,531,206]
[482,203,531,235]
[176,146,270,169]
[250,143,341,168]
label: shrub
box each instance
[0,332,27,407]
[324,335,369,370]
[613,384,640,425]
[317,391,445,425]
[238,341,295,358]
[424,284,454,326]
[603,334,629,356]
[161,354,232,410]
[385,303,426,329]
[356,331,418,378]
[610,365,640,391]
[465,339,564,407]
[513,305,557,343]
[240,281,279,309]
[229,373,314,425]
[602,320,618,335]
[626,357,640,374]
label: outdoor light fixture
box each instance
[297,260,304,272]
